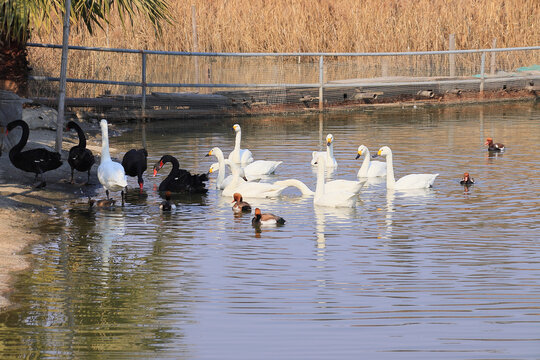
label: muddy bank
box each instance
[0,122,109,311]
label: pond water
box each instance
[1,103,540,359]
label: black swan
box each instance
[485,138,505,152]
[232,192,251,213]
[122,148,148,191]
[152,155,208,193]
[65,121,95,184]
[251,208,285,226]
[6,120,62,188]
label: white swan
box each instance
[222,161,314,198]
[210,159,282,179]
[311,134,338,168]
[313,154,358,208]
[207,147,247,189]
[97,119,128,200]
[356,145,387,178]
[377,146,439,190]
[228,124,254,164]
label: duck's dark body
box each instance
[66,121,95,183]
[154,155,208,194]
[122,149,148,190]
[6,120,62,187]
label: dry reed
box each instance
[28,0,540,98]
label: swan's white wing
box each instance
[223,181,282,198]
[239,149,254,164]
[98,160,127,191]
[311,151,325,166]
[325,179,364,194]
[366,161,387,178]
[244,160,282,176]
[395,173,439,190]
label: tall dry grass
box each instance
[28,0,540,98]
[33,0,539,52]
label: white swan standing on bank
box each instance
[313,154,358,208]
[377,146,439,190]
[97,119,128,202]
[222,160,314,198]
[311,134,338,168]
[228,124,254,164]
[356,145,387,178]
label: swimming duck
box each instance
[232,192,252,213]
[159,191,176,211]
[251,208,285,226]
[485,138,505,152]
[88,197,116,208]
[460,172,475,185]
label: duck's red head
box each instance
[485,138,493,146]
[232,193,243,203]
[463,172,470,181]
[254,208,261,216]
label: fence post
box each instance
[319,56,324,110]
[490,38,497,75]
[480,51,486,95]
[55,0,71,153]
[141,51,147,119]
[449,34,456,77]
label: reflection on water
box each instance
[1,103,540,359]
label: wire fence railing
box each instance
[27,43,540,116]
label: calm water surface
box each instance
[1,103,540,359]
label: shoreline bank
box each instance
[0,125,104,312]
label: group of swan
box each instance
[206,126,438,208]
[97,120,438,208]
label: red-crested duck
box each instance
[251,208,285,226]
[485,138,505,152]
[159,191,176,211]
[232,193,251,213]
[460,172,475,185]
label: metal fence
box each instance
[27,43,540,116]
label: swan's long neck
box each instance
[161,156,180,178]
[358,149,371,176]
[385,152,396,189]
[100,123,111,162]
[213,148,226,188]
[10,121,29,155]
[326,142,334,161]
[274,179,314,196]
[315,156,326,198]
[231,130,242,161]
[226,162,241,190]
[73,123,87,148]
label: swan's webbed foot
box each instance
[35,181,46,189]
